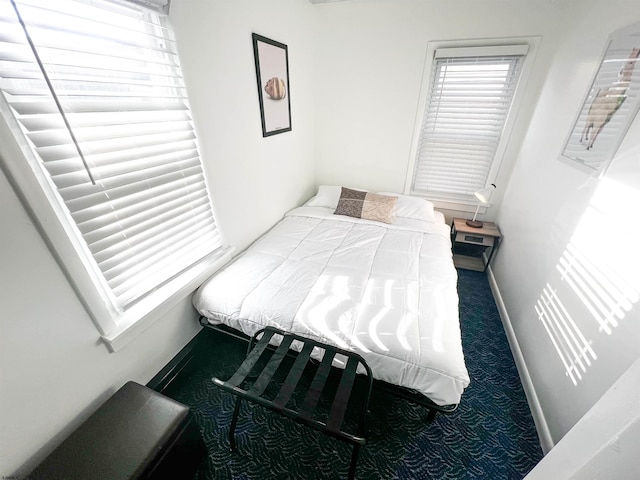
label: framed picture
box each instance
[252,33,292,137]
[561,22,640,172]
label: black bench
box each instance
[213,326,374,480]
[30,381,205,480]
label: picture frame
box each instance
[561,22,640,172]
[252,33,292,137]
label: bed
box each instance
[193,186,470,409]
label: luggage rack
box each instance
[201,319,459,420]
[212,326,374,480]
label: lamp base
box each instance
[465,219,484,228]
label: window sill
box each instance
[432,199,489,215]
[408,192,490,215]
[101,247,235,352]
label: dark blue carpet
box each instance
[164,269,543,479]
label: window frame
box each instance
[405,37,540,213]
[0,0,232,351]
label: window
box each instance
[408,44,529,206]
[0,0,229,349]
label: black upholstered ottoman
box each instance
[30,381,205,480]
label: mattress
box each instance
[193,206,470,406]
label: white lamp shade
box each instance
[474,184,496,204]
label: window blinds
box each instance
[0,0,221,309]
[411,46,527,202]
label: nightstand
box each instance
[451,218,502,272]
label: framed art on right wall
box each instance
[561,22,640,172]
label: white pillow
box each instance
[378,192,436,222]
[306,185,368,209]
[305,185,342,208]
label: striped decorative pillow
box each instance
[334,187,398,224]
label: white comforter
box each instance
[193,206,470,405]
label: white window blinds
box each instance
[0,0,222,311]
[411,45,528,202]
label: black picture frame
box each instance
[252,33,292,137]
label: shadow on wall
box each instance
[535,176,640,385]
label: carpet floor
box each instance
[162,269,543,479]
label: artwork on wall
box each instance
[252,33,292,137]
[561,22,640,172]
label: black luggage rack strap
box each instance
[212,326,374,480]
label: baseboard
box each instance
[487,267,555,454]
[147,329,205,394]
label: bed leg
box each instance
[427,409,437,422]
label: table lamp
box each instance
[466,184,496,228]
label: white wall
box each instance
[313,0,640,450]
[170,0,317,251]
[493,0,640,444]
[4,0,640,475]
[0,0,316,476]
[313,0,562,220]
[0,168,202,476]
[525,359,640,479]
